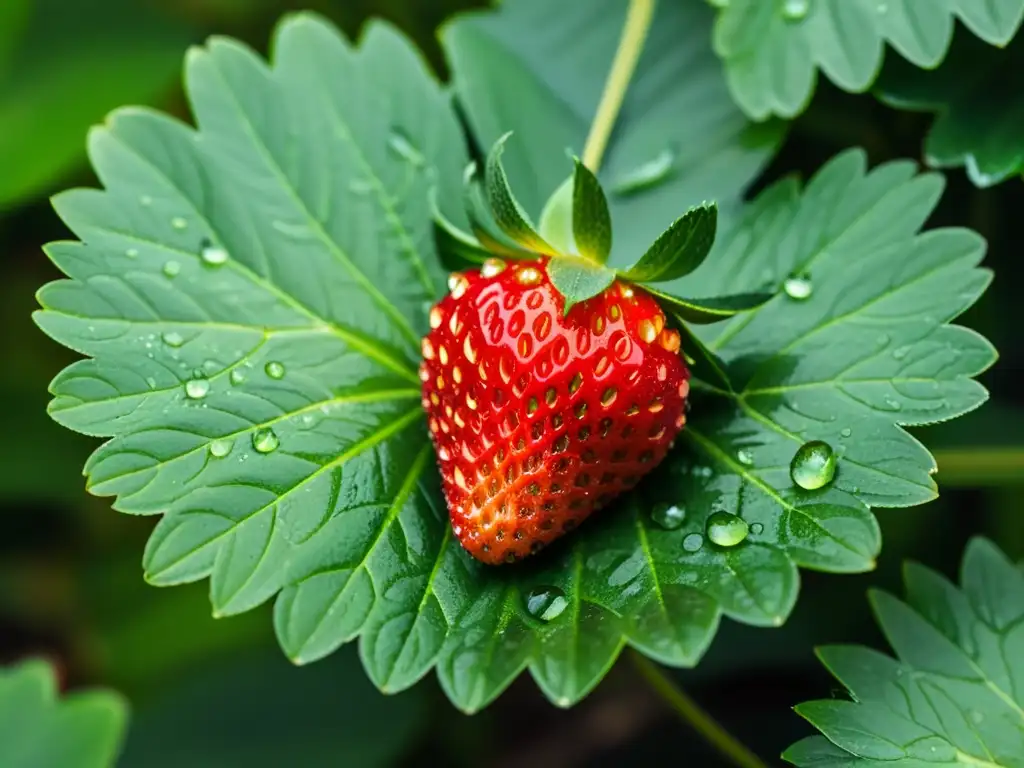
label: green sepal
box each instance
[463,161,534,259]
[647,286,774,324]
[537,174,574,254]
[484,132,555,253]
[571,158,612,263]
[431,186,492,271]
[547,258,616,315]
[620,201,718,282]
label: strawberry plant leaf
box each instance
[620,202,718,283]
[484,132,556,253]
[785,538,1024,766]
[572,159,612,264]
[442,0,785,264]
[546,258,617,314]
[0,659,128,768]
[713,0,1024,120]
[876,30,1024,187]
[649,288,776,325]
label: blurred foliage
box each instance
[1,0,1023,767]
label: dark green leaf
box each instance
[0,659,128,768]
[674,319,732,393]
[787,538,1024,766]
[484,132,556,253]
[876,29,1024,188]
[648,287,774,324]
[546,258,616,314]
[713,0,1024,120]
[572,159,612,263]
[621,201,718,283]
[442,0,784,264]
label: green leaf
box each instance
[572,159,612,263]
[786,537,1024,766]
[0,0,195,209]
[546,258,617,314]
[876,29,1024,188]
[650,287,775,325]
[442,0,784,265]
[713,0,1024,120]
[0,659,128,768]
[484,132,556,253]
[621,202,718,283]
[463,161,536,259]
[39,13,996,716]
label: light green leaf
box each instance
[650,288,774,325]
[442,0,784,265]
[484,132,556,253]
[876,28,1024,188]
[537,174,575,254]
[621,202,718,283]
[713,0,1024,120]
[786,537,1024,766]
[546,258,616,314]
[572,159,612,263]
[0,0,195,209]
[0,659,128,768]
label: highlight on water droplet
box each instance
[737,449,754,466]
[162,331,184,348]
[783,272,813,300]
[252,427,280,454]
[525,586,567,622]
[184,376,210,400]
[790,440,837,490]
[682,532,704,552]
[387,128,425,166]
[209,438,234,458]
[163,260,181,278]
[229,368,247,386]
[611,148,675,196]
[171,216,188,230]
[781,0,809,20]
[706,511,749,547]
[264,361,286,380]
[651,502,686,530]
[200,240,229,266]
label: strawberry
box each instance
[420,256,689,565]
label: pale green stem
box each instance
[630,650,769,768]
[581,0,657,172]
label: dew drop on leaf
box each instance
[229,368,247,386]
[781,0,809,21]
[209,438,234,458]
[162,331,184,348]
[840,427,852,438]
[264,361,286,379]
[387,128,425,166]
[611,148,675,196]
[783,273,812,300]
[525,586,567,622]
[184,376,210,400]
[200,241,229,266]
[126,248,139,258]
[790,440,837,490]
[750,522,764,535]
[252,427,280,454]
[650,502,686,530]
[736,449,754,466]
[893,345,910,360]
[682,532,704,552]
[171,217,188,230]
[706,511,749,547]
[163,260,181,278]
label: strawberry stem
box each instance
[581,0,657,172]
[630,650,769,768]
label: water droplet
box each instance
[790,440,837,490]
[612,149,675,196]
[525,586,567,622]
[682,533,704,552]
[145,376,157,389]
[252,427,279,454]
[893,345,910,360]
[126,248,139,258]
[229,369,247,386]
[209,438,234,458]
[782,0,809,21]
[884,396,902,411]
[387,128,425,166]
[171,217,188,230]
[651,502,686,530]
[706,511,749,547]
[184,376,210,400]
[750,522,764,535]
[783,273,813,300]
[264,361,286,379]
[876,333,890,346]
[162,331,184,348]
[737,449,754,466]
[140,195,153,206]
[840,427,852,438]
[200,241,229,266]
[163,260,181,278]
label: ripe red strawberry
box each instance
[420,256,690,565]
